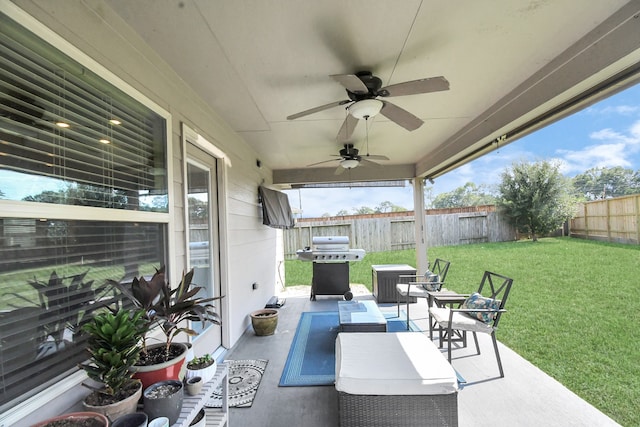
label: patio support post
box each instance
[413,178,429,273]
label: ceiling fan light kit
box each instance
[348,99,383,119]
[340,158,360,169]
[287,71,449,141]
[306,143,390,175]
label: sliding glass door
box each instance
[186,147,222,349]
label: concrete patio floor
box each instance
[221,286,620,427]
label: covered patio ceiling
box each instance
[104,0,640,186]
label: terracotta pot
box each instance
[250,309,279,336]
[31,412,109,427]
[82,380,142,421]
[132,342,188,389]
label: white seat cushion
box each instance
[396,283,430,298]
[429,307,494,334]
[335,332,458,395]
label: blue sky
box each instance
[285,83,640,218]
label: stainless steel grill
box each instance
[296,236,366,300]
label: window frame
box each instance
[0,3,174,422]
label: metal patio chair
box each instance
[429,270,513,377]
[395,258,450,330]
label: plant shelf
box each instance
[173,362,229,427]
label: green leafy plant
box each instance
[79,308,148,401]
[114,266,223,362]
[187,354,214,370]
[497,160,577,241]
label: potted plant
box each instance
[143,379,184,425]
[185,353,217,383]
[250,308,279,336]
[114,266,223,389]
[31,411,109,427]
[111,412,148,427]
[78,308,148,421]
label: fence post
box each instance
[636,195,640,245]
[584,203,589,238]
[607,199,611,242]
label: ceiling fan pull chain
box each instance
[365,116,370,156]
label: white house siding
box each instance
[225,175,282,344]
[4,1,279,424]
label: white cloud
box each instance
[586,105,639,116]
[589,128,637,144]
[556,121,640,173]
[559,143,632,173]
[434,144,539,193]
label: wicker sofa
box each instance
[335,332,458,427]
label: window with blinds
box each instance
[0,12,169,410]
[0,12,167,210]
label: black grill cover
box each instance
[258,186,295,229]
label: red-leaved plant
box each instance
[113,266,223,363]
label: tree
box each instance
[143,195,169,212]
[188,197,208,221]
[572,166,640,200]
[497,160,576,241]
[22,190,63,204]
[23,184,128,208]
[335,209,350,216]
[353,206,375,215]
[67,184,128,208]
[374,201,407,213]
[432,182,496,208]
[423,184,434,208]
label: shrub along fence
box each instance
[284,205,516,258]
[570,194,640,244]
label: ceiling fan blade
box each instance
[307,158,339,167]
[334,165,347,175]
[330,74,368,94]
[380,76,449,97]
[336,114,359,141]
[287,100,350,120]
[363,154,390,161]
[359,158,381,167]
[380,101,424,131]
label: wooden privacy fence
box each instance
[570,194,640,244]
[284,205,516,258]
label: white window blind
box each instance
[0,12,167,209]
[0,12,169,411]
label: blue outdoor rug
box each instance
[279,311,420,387]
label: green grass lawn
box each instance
[284,237,640,426]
